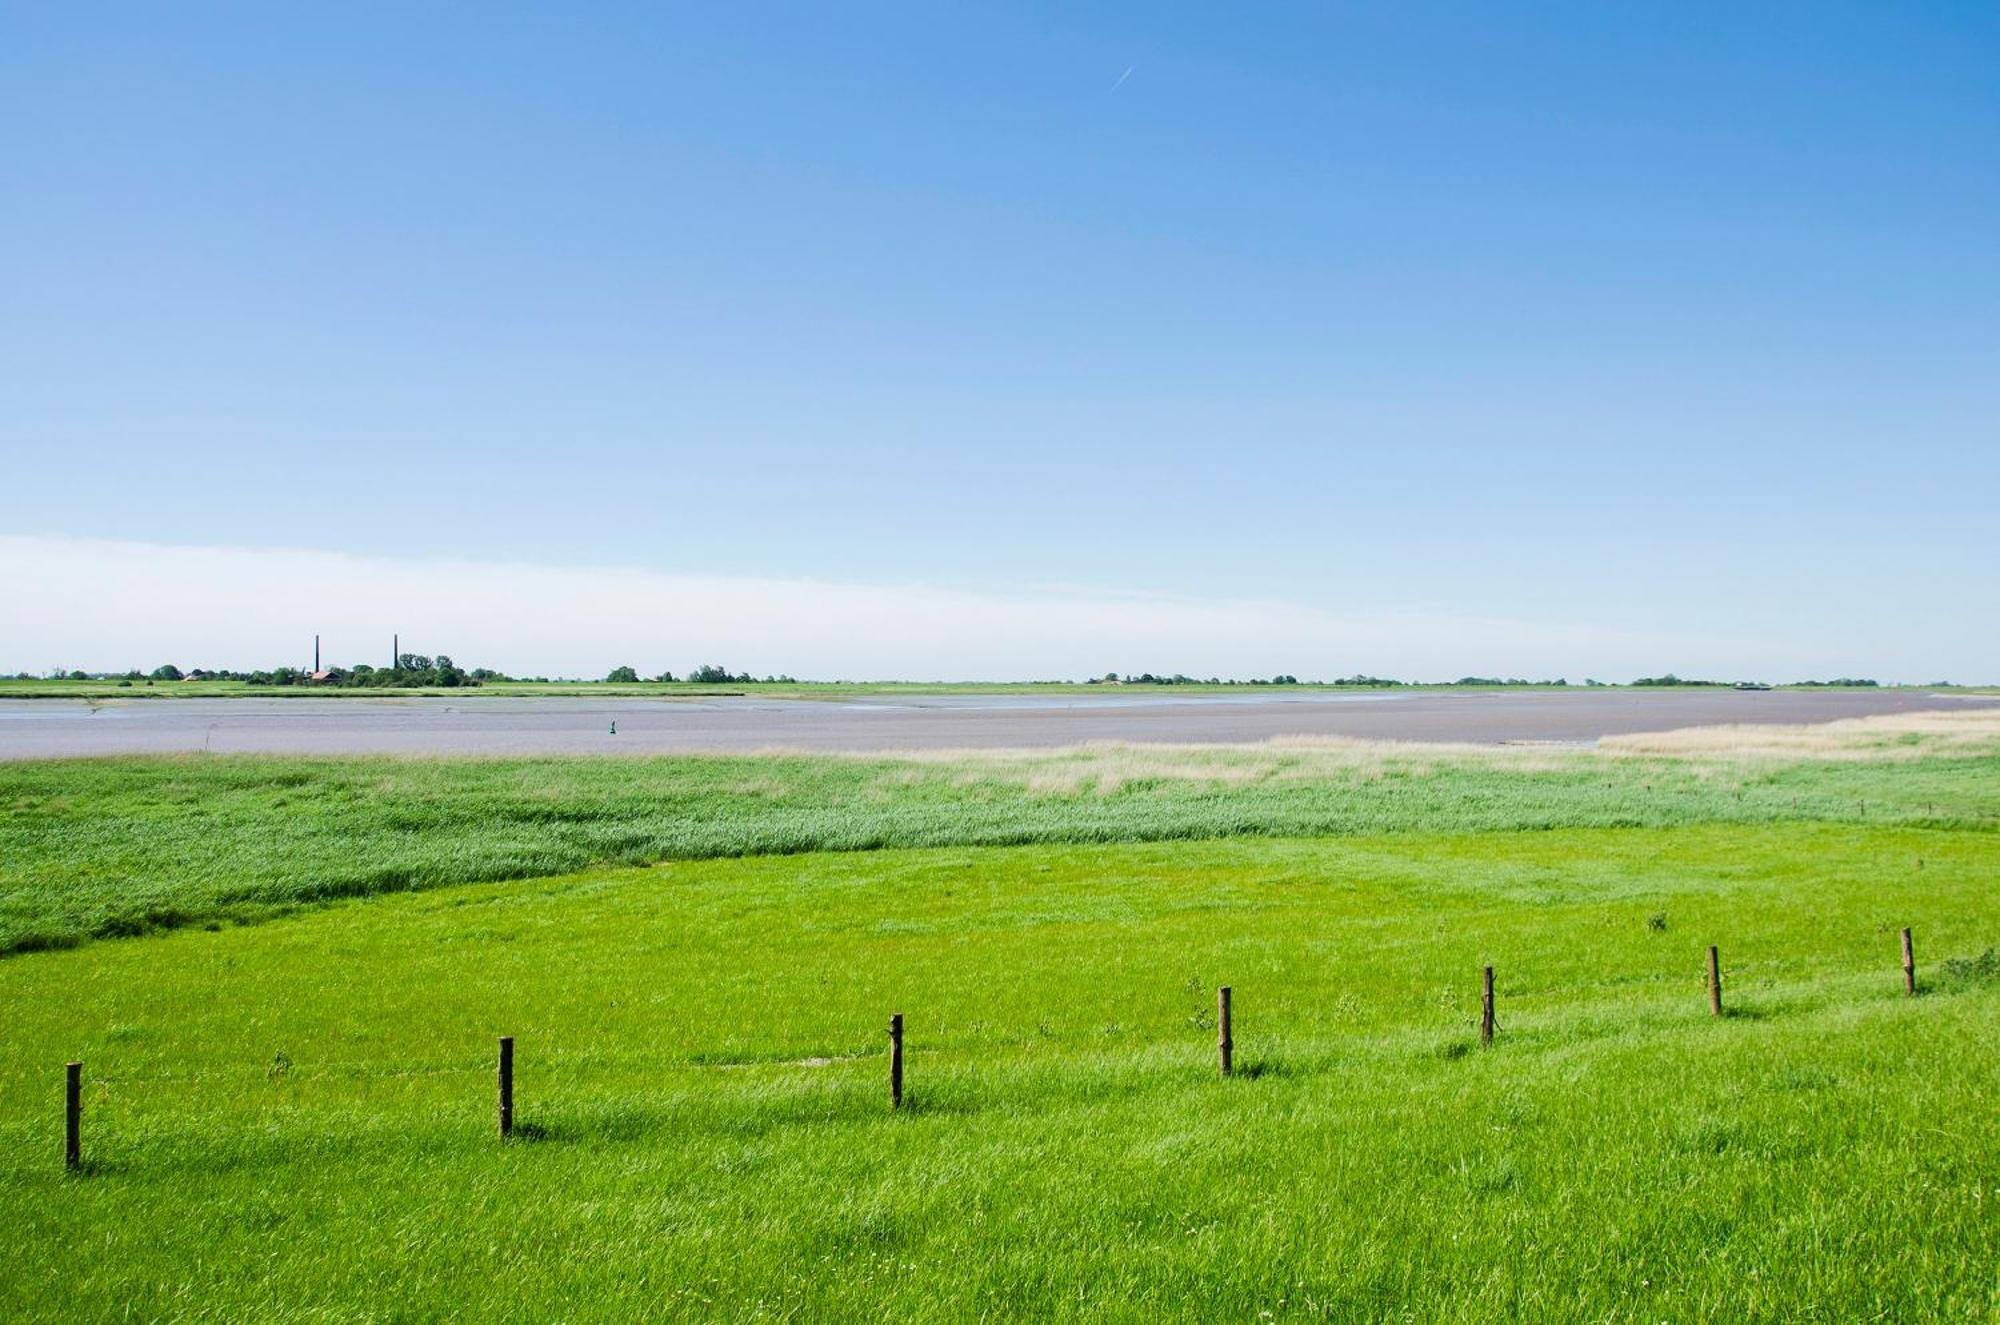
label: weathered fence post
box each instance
[889,1014,904,1109]
[65,1062,81,1170]
[1901,928,1916,996]
[497,1036,514,1139]
[1707,946,1723,1017]
[1217,986,1233,1076]
[1480,966,1495,1046]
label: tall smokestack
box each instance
[314,635,320,672]
[393,634,399,671]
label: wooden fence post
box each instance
[889,1014,904,1109]
[1480,966,1495,1046]
[65,1062,81,1170]
[497,1036,514,1139]
[1217,987,1233,1076]
[1707,946,1723,1017]
[1901,928,1916,996]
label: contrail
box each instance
[1111,66,1133,92]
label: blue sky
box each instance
[3,4,1996,679]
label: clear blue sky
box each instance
[4,4,1996,679]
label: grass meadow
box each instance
[6,720,2000,956]
[0,713,1995,1320]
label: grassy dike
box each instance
[0,826,1996,1321]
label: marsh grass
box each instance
[4,710,1999,954]
[1597,707,2000,759]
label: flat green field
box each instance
[1,718,1996,1321]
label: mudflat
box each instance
[0,688,1990,759]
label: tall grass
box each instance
[5,719,1999,954]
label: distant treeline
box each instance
[21,658,808,688]
[1090,674,1572,687]
[24,655,503,688]
[9,666,1902,689]
[605,665,799,684]
[1633,674,1880,688]
[1089,673,1306,686]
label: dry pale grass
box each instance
[838,709,2000,796]
[1596,707,2000,761]
[855,735,1579,796]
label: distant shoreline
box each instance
[4,686,1994,760]
[1,678,1988,702]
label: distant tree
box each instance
[606,665,640,683]
[688,664,747,684]
[150,664,184,681]
[652,671,678,683]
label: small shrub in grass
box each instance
[1647,911,1669,932]
[1937,948,1998,989]
[1776,1065,1837,1092]
[1461,1156,1520,1194]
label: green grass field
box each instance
[1,720,1996,1320]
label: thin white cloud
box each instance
[0,533,1895,682]
[1110,66,1134,92]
